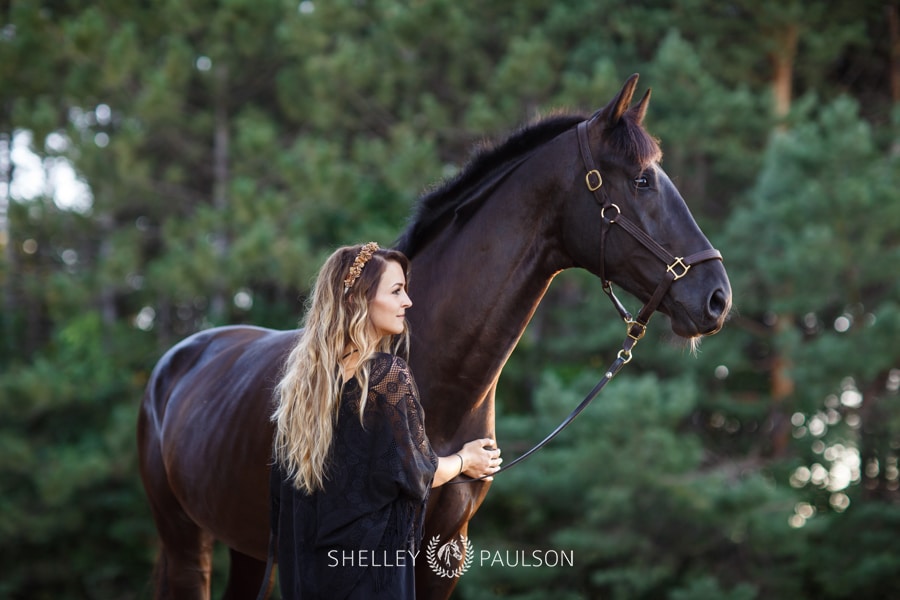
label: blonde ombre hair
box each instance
[272,244,411,493]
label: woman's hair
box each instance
[272,244,411,493]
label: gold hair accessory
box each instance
[343,242,379,294]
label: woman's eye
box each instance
[634,176,650,189]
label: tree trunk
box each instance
[770,23,799,121]
[888,3,900,105]
[766,23,799,455]
[1,131,16,354]
[210,63,230,323]
[887,2,900,156]
[769,314,796,457]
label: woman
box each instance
[271,242,502,599]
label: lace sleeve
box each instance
[368,354,438,500]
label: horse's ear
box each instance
[629,88,651,126]
[598,73,640,128]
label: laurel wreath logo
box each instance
[425,534,474,578]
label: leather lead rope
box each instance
[449,350,631,484]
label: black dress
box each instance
[271,353,439,600]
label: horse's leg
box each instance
[148,531,214,600]
[144,482,216,598]
[140,415,215,599]
[417,484,490,600]
[222,549,274,600]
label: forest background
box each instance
[2,1,899,599]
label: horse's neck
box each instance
[408,177,565,438]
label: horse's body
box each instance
[138,75,731,599]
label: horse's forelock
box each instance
[603,112,662,171]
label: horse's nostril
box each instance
[708,288,729,319]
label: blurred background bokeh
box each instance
[1,1,898,598]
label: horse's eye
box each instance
[633,176,650,189]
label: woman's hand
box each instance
[432,438,503,487]
[457,438,502,481]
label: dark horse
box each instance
[138,74,731,600]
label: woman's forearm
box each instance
[432,453,465,487]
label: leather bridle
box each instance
[452,117,724,483]
[575,118,724,362]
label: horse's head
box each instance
[437,540,463,563]
[561,74,731,339]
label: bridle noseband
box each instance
[451,117,724,484]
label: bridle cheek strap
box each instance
[576,119,723,360]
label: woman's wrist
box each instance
[454,453,464,476]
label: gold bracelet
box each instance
[454,453,464,476]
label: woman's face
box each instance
[368,260,412,338]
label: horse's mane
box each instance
[395,109,661,258]
[395,113,585,258]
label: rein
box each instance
[451,117,723,484]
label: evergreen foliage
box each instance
[2,0,897,598]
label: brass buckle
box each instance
[667,257,691,280]
[585,170,603,191]
[626,319,646,341]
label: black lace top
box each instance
[271,353,438,599]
